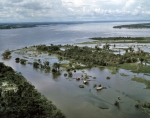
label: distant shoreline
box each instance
[1,21,150,29]
[113,23,150,29]
[77,37,150,44]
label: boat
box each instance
[76,78,80,81]
[83,80,88,84]
[96,86,103,90]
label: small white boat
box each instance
[83,80,88,84]
[118,96,121,100]
[96,86,103,90]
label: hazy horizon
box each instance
[0,20,150,24]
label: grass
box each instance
[131,76,150,89]
[90,37,150,43]
[113,23,150,29]
[60,63,70,68]
[120,73,129,76]
[74,64,88,69]
[79,85,84,88]
[77,41,98,44]
[119,63,150,73]
[106,66,119,74]
[78,40,150,44]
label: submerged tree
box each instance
[139,57,144,64]
[52,62,60,72]
[33,62,39,68]
[2,49,11,59]
[20,59,27,65]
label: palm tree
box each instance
[139,57,144,64]
[53,63,60,71]
[125,49,128,53]
[144,58,148,65]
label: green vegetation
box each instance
[0,24,37,29]
[33,62,40,68]
[0,62,66,118]
[107,66,119,74]
[33,60,51,71]
[114,101,119,107]
[113,23,150,29]
[77,41,98,44]
[106,76,110,79]
[15,58,20,63]
[1,50,11,59]
[52,63,60,72]
[90,37,150,43]
[120,63,150,73]
[2,43,148,77]
[60,63,70,69]
[36,44,60,52]
[27,44,150,74]
[120,73,129,76]
[79,85,84,88]
[131,76,150,89]
[142,102,150,115]
[20,58,27,65]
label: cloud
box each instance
[0,0,150,22]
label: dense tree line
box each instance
[37,44,149,68]
[36,44,60,52]
[0,24,36,29]
[0,62,66,118]
[113,23,150,29]
[91,37,145,41]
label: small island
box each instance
[0,22,54,29]
[0,23,37,29]
[113,23,150,29]
[2,42,150,85]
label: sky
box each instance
[0,0,150,22]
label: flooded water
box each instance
[0,21,150,118]
[1,21,150,52]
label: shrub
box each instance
[2,50,11,59]
[79,85,84,88]
[33,62,39,68]
[20,59,27,65]
[106,76,110,79]
[64,73,67,77]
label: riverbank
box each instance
[0,62,66,117]
[77,37,150,44]
[113,23,150,29]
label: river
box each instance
[0,21,150,118]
